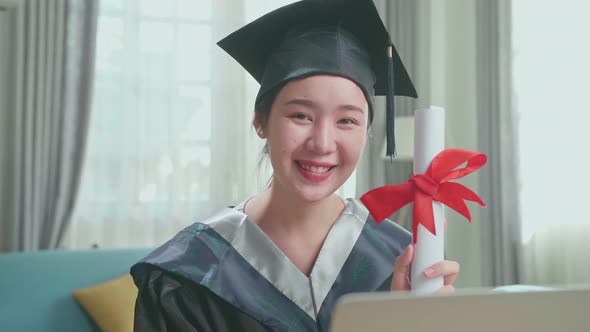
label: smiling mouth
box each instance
[295,161,336,173]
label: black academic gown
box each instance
[131,199,411,332]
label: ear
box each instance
[252,113,267,138]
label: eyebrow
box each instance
[283,98,365,113]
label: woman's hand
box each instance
[390,243,460,293]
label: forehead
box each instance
[276,75,368,107]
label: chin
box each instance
[292,185,339,204]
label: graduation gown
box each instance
[130,198,411,332]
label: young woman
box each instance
[131,0,459,331]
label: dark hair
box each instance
[255,84,285,188]
[254,83,284,170]
[254,83,285,130]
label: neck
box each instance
[248,182,345,234]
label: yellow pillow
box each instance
[73,273,137,332]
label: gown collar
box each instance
[201,198,368,319]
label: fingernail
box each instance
[423,267,435,278]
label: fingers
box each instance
[391,244,414,291]
[423,260,460,286]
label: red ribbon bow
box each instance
[360,148,487,244]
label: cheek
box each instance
[268,121,301,156]
[341,131,367,161]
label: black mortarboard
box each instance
[217,0,417,157]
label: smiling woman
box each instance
[129,1,461,331]
[254,75,369,203]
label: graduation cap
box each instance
[217,0,417,157]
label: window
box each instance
[64,0,300,249]
[514,0,590,243]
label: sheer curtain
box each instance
[64,0,356,249]
[475,0,520,287]
[514,0,590,285]
[64,0,222,249]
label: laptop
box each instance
[330,287,590,332]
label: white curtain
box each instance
[0,0,98,252]
[513,0,590,285]
[475,0,521,287]
[63,0,355,249]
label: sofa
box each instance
[0,248,152,332]
[0,248,554,332]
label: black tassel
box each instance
[385,44,396,158]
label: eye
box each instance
[338,118,358,125]
[290,113,312,121]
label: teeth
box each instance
[300,163,330,173]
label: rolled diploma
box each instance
[411,106,445,294]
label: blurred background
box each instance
[1,0,590,291]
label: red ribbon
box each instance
[360,148,487,244]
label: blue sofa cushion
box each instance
[0,248,152,332]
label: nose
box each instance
[305,120,336,154]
